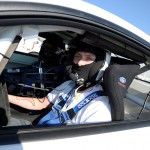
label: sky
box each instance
[84,0,150,36]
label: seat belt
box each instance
[36,84,106,126]
[52,86,75,110]
[53,90,105,124]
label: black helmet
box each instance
[66,42,111,87]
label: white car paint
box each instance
[1,126,150,150]
[3,0,150,42]
[22,127,150,150]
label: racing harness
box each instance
[37,86,105,126]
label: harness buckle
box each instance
[59,111,71,124]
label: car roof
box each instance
[0,0,149,43]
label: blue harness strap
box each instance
[52,86,75,111]
[60,91,105,123]
[37,88,105,126]
[37,87,75,126]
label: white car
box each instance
[0,0,150,150]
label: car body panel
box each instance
[1,121,150,150]
[0,0,149,43]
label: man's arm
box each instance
[8,95,51,110]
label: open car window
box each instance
[0,24,149,128]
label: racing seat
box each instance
[103,59,140,121]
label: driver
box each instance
[8,43,112,126]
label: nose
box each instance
[76,59,87,66]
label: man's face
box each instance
[73,51,96,66]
